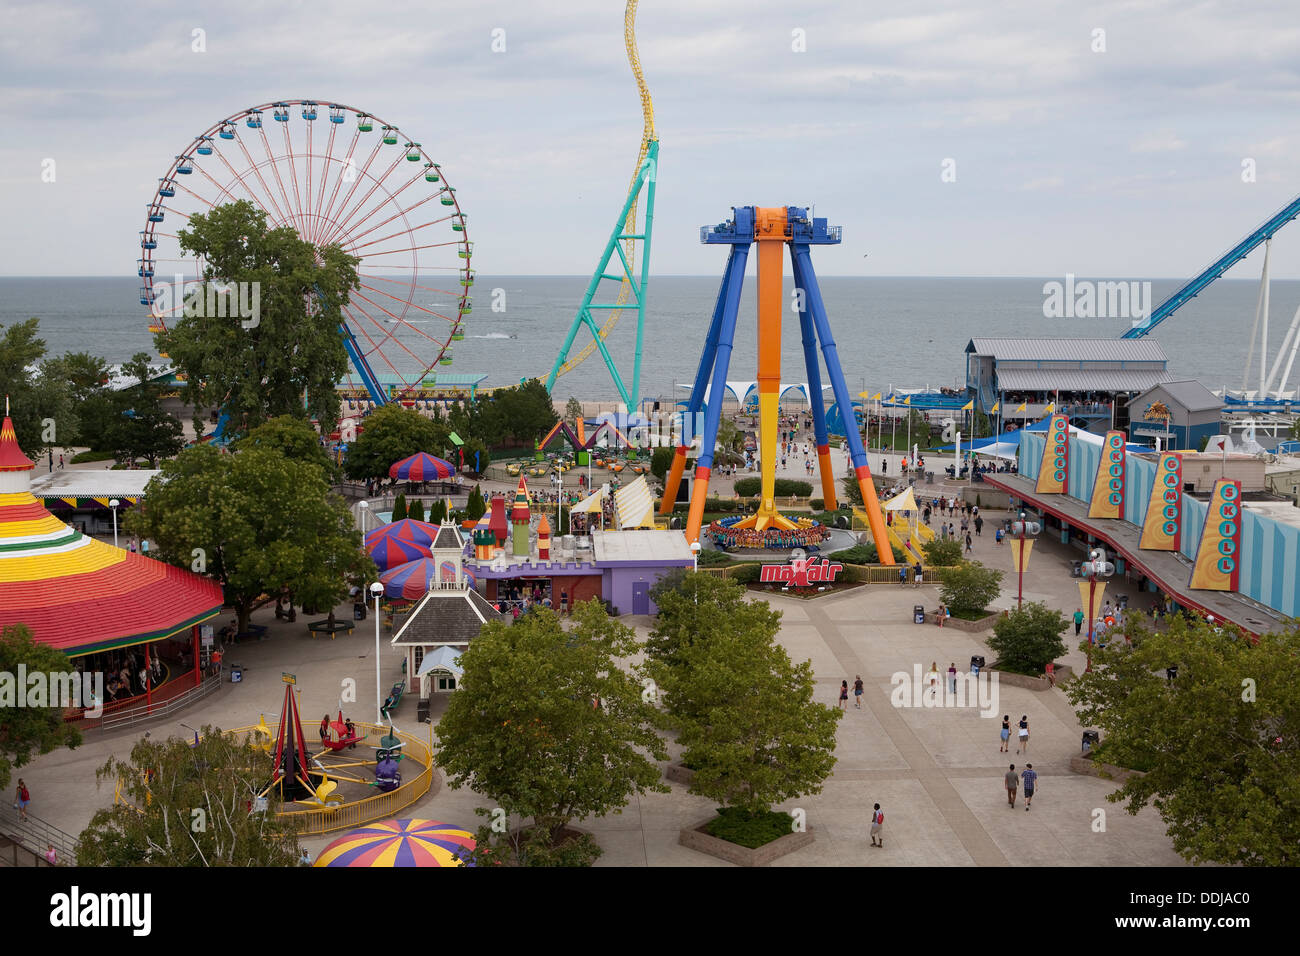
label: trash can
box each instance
[1082,730,1100,754]
[353,602,366,621]
[970,655,985,675]
[417,698,431,723]
[230,666,243,684]
[913,604,926,624]
[1070,560,1083,578]
[1118,594,1130,610]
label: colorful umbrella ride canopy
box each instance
[368,536,433,572]
[390,452,455,482]
[364,518,439,551]
[380,557,441,599]
[314,819,475,867]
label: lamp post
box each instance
[370,581,384,723]
[690,540,701,604]
[358,499,369,536]
[1011,509,1041,605]
[551,472,562,532]
[1081,548,1115,673]
[109,498,120,548]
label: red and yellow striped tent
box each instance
[0,413,223,656]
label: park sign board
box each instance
[759,557,844,587]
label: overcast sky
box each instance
[3,0,1300,277]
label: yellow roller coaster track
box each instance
[550,0,656,380]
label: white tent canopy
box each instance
[881,487,920,512]
[570,483,609,514]
[614,475,655,529]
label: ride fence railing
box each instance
[223,719,435,837]
[696,562,957,585]
[0,804,79,866]
[86,672,225,734]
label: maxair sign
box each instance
[759,558,843,586]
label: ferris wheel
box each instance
[138,100,473,406]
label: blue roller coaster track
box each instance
[1123,191,1300,339]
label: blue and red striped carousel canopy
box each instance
[389,453,455,482]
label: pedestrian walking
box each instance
[928,661,939,701]
[948,662,957,694]
[853,675,864,709]
[839,680,849,710]
[974,515,983,536]
[1017,715,1030,754]
[1022,764,1038,810]
[995,528,1004,545]
[913,561,923,588]
[1005,764,1020,809]
[870,803,884,847]
[1000,714,1011,752]
[15,779,30,820]
[45,843,57,865]
[1073,607,1084,636]
[899,565,907,587]
[965,533,973,553]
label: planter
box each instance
[665,762,695,786]
[986,662,1075,690]
[933,611,999,633]
[679,815,814,867]
[1069,753,1145,784]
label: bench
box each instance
[232,624,269,643]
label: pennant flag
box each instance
[961,400,974,412]
[1139,453,1183,550]
[1087,430,1127,520]
[1015,402,1027,412]
[903,396,912,405]
[1010,537,1035,573]
[991,401,1000,414]
[872,392,882,401]
[1078,580,1108,623]
[1045,401,1056,414]
[1035,414,1070,494]
[1189,479,1242,591]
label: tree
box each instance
[939,560,1003,616]
[714,417,745,466]
[436,600,668,855]
[234,415,335,479]
[987,602,1067,674]
[42,351,115,450]
[0,318,77,460]
[466,485,486,521]
[840,474,863,507]
[0,625,83,792]
[77,727,302,866]
[970,408,992,440]
[563,396,583,431]
[158,200,359,438]
[648,578,841,816]
[125,443,375,632]
[343,403,448,481]
[407,499,425,523]
[458,435,490,475]
[921,537,963,567]
[391,493,407,521]
[647,573,757,689]
[102,353,184,467]
[650,445,676,483]
[448,380,557,449]
[427,499,448,524]
[1067,616,1300,866]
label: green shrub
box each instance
[809,498,824,510]
[408,498,426,523]
[70,449,116,464]
[704,807,794,849]
[988,602,1068,675]
[829,542,907,565]
[732,477,812,498]
[392,493,408,521]
[922,538,963,567]
[939,561,1004,616]
[696,548,731,567]
[728,563,762,584]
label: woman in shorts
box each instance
[1000,715,1011,753]
[839,680,849,709]
[1017,715,1030,754]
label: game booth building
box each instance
[389,477,693,702]
[0,410,224,723]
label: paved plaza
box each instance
[21,490,1187,867]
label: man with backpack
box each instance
[870,804,884,847]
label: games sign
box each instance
[1035,414,1070,494]
[1139,453,1183,551]
[759,557,844,586]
